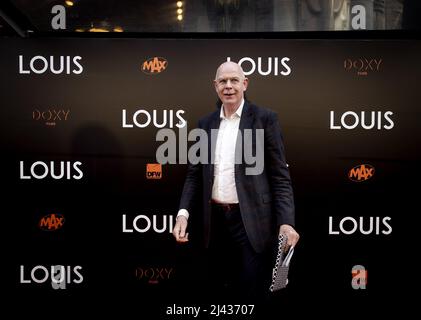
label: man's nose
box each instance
[225,80,233,87]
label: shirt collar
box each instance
[220,99,245,120]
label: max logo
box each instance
[39,213,65,231]
[348,164,375,182]
[142,57,168,74]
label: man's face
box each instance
[214,63,248,109]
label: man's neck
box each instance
[223,103,240,118]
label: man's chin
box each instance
[222,99,237,107]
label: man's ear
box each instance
[243,77,249,91]
[213,80,219,92]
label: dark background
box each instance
[1,38,419,317]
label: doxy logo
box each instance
[33,109,70,126]
[344,58,382,75]
[135,267,174,284]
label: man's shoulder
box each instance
[195,102,278,126]
[247,102,278,120]
[198,109,220,125]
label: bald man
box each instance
[173,61,299,301]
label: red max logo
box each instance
[141,57,168,74]
[348,164,375,182]
[39,213,65,231]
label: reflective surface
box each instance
[0,0,420,35]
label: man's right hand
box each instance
[173,216,189,243]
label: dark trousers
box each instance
[206,203,273,302]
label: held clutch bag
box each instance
[269,234,295,292]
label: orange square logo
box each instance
[146,163,162,179]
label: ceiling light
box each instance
[89,27,109,32]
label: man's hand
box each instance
[173,216,189,243]
[279,224,299,248]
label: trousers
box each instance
[206,203,273,302]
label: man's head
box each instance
[214,61,248,110]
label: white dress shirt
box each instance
[211,100,243,204]
[177,100,244,220]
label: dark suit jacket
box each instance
[179,101,295,253]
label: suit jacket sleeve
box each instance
[265,111,295,227]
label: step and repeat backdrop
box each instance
[1,38,419,316]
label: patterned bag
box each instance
[269,234,295,292]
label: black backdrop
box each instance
[2,38,419,317]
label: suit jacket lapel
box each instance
[208,109,221,181]
[236,101,255,165]
[238,101,254,132]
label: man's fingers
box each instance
[172,223,181,241]
[279,224,300,248]
[178,232,189,243]
[179,225,186,238]
[172,223,179,240]
[288,235,298,247]
[173,218,189,243]
[286,232,299,247]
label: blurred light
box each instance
[177,1,183,8]
[75,28,84,32]
[65,1,74,7]
[113,26,124,32]
[89,27,109,32]
[177,15,183,21]
[177,8,183,14]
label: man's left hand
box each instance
[279,224,300,248]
